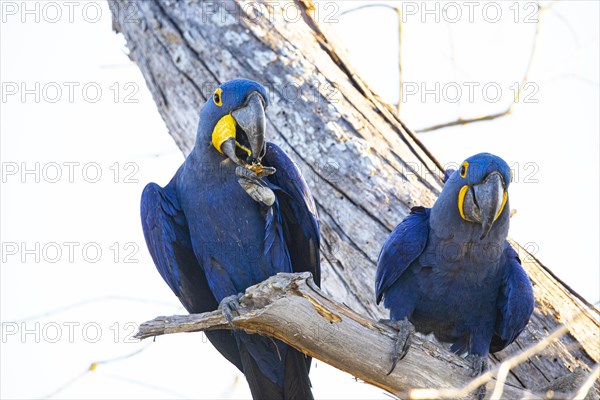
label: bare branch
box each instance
[339,2,547,133]
[415,110,512,133]
[338,3,404,117]
[137,272,553,399]
[416,2,543,133]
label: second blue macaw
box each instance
[375,153,534,381]
[141,79,320,399]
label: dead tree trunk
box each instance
[111,0,599,396]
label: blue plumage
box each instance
[141,79,319,399]
[375,206,430,305]
[376,153,534,371]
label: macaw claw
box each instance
[467,354,489,400]
[219,293,244,326]
[379,317,415,375]
[468,354,488,377]
[236,166,276,207]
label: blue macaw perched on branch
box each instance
[141,79,320,399]
[375,153,534,387]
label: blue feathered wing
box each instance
[264,142,321,286]
[375,206,430,304]
[491,244,535,352]
[140,182,244,370]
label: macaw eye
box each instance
[213,88,223,107]
[460,161,469,178]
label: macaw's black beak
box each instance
[462,171,506,240]
[231,92,266,164]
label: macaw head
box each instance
[196,79,269,166]
[434,153,512,241]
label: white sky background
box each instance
[0,1,598,399]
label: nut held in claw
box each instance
[249,163,264,175]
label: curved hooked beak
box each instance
[231,92,266,164]
[461,171,507,240]
[214,91,267,167]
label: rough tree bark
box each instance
[110,0,599,397]
[134,272,541,399]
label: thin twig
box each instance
[41,369,88,399]
[4,296,176,323]
[100,371,189,399]
[338,4,397,17]
[572,364,600,400]
[339,2,546,134]
[40,343,154,399]
[415,110,510,133]
[339,3,404,118]
[417,2,544,133]
[488,324,568,399]
[409,317,581,399]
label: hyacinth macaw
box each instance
[141,79,320,399]
[375,153,534,380]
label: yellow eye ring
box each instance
[460,161,469,178]
[213,88,223,107]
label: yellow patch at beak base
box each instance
[458,185,474,222]
[496,191,508,220]
[212,114,236,154]
[212,114,252,157]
